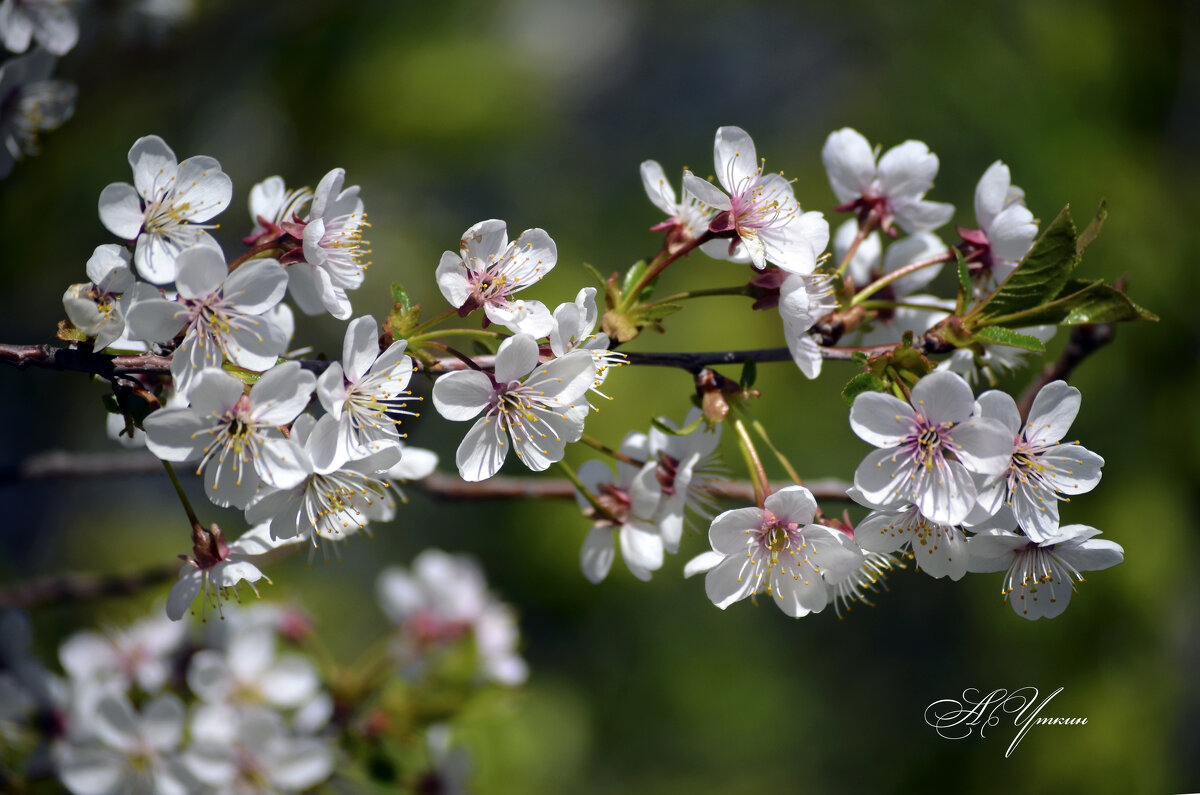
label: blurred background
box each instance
[0,0,1197,792]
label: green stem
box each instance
[161,460,202,531]
[620,231,714,312]
[855,299,956,314]
[408,328,506,344]
[408,307,459,337]
[832,211,879,281]
[742,410,803,486]
[579,434,644,468]
[850,250,957,306]
[228,243,282,271]
[646,284,753,306]
[731,417,770,507]
[558,460,611,520]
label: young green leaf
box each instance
[971,204,1078,321]
[972,326,1047,352]
[842,372,887,405]
[390,283,411,312]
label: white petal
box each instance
[493,333,540,384]
[142,409,210,462]
[708,507,762,555]
[431,370,494,421]
[341,315,380,383]
[821,127,876,204]
[950,418,1014,476]
[683,551,724,578]
[975,389,1021,436]
[849,392,915,447]
[580,527,615,584]
[97,182,144,240]
[128,134,177,200]
[974,160,1011,231]
[877,139,938,201]
[681,170,731,210]
[222,258,287,314]
[704,555,754,609]
[639,159,677,216]
[248,362,315,426]
[713,125,758,193]
[914,460,977,526]
[455,417,507,482]
[1025,380,1080,445]
[173,155,232,223]
[762,485,818,525]
[911,370,974,425]
[435,251,472,309]
[619,524,663,573]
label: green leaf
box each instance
[581,262,607,287]
[851,351,869,368]
[621,260,648,296]
[1076,201,1107,257]
[842,372,887,405]
[389,282,411,312]
[972,205,1078,321]
[739,360,757,390]
[972,326,1047,352]
[954,248,972,315]
[985,278,1158,327]
[638,302,683,321]
[651,415,707,437]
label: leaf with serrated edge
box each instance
[841,372,887,405]
[973,326,1046,352]
[971,205,1078,321]
[986,279,1158,327]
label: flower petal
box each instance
[431,370,494,421]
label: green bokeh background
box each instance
[1,0,1197,792]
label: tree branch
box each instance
[0,563,179,609]
[3,450,853,502]
[0,341,889,381]
[1016,321,1116,420]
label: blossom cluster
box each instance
[0,548,526,792]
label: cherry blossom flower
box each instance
[967,525,1123,620]
[142,364,313,509]
[292,167,369,319]
[695,486,863,617]
[682,126,828,274]
[58,614,185,693]
[574,432,664,583]
[316,314,417,461]
[431,334,596,481]
[833,218,882,287]
[0,48,74,178]
[973,381,1104,541]
[97,135,232,284]
[849,370,1011,525]
[822,127,954,236]
[936,324,1055,387]
[62,245,159,351]
[166,523,300,621]
[640,159,718,253]
[246,174,311,239]
[182,704,334,793]
[436,219,557,336]
[125,245,289,401]
[52,691,196,795]
[246,413,400,544]
[647,407,723,553]
[853,501,969,581]
[385,443,439,500]
[548,286,625,398]
[0,0,78,55]
[779,273,837,379]
[185,619,321,712]
[959,160,1037,292]
[377,550,528,685]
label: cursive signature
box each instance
[924,687,1087,757]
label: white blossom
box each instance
[849,370,1011,525]
[779,273,837,379]
[316,314,417,461]
[52,691,196,795]
[246,413,400,545]
[973,381,1104,542]
[126,246,290,400]
[62,245,159,350]
[166,524,300,621]
[377,550,528,685]
[646,407,723,553]
[961,160,1037,292]
[0,0,78,55]
[58,615,185,693]
[185,619,320,712]
[694,486,863,617]
[639,159,719,253]
[822,127,954,235]
[853,499,968,581]
[548,286,625,397]
[0,48,73,178]
[142,364,313,509]
[574,432,664,583]
[98,135,232,284]
[432,334,596,481]
[682,126,828,274]
[436,219,557,336]
[291,167,369,319]
[967,525,1123,620]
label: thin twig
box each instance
[3,450,853,502]
[1016,321,1117,420]
[0,564,180,609]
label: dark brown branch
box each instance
[1016,321,1117,420]
[0,563,179,609]
[0,341,885,381]
[4,450,853,502]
